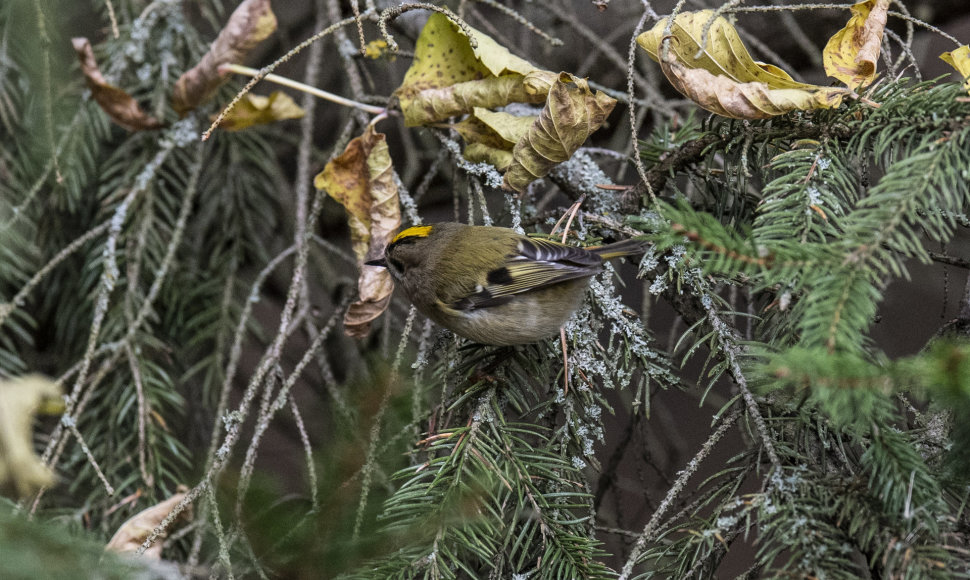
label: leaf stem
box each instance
[219,63,386,115]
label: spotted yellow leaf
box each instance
[394,12,548,126]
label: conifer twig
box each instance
[618,407,742,579]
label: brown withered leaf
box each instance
[72,38,163,132]
[660,54,846,120]
[503,73,616,192]
[314,126,400,338]
[0,375,64,499]
[941,45,970,94]
[105,488,191,558]
[823,0,890,89]
[172,0,277,115]
[216,91,304,131]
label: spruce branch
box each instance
[139,181,328,557]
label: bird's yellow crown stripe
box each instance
[392,225,433,244]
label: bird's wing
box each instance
[449,237,602,311]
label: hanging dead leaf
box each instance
[314,126,401,338]
[502,73,616,192]
[394,12,554,126]
[105,487,191,558]
[172,0,277,115]
[0,375,64,499]
[823,0,890,88]
[71,38,163,132]
[941,45,970,94]
[342,265,396,338]
[216,91,305,131]
[637,10,850,119]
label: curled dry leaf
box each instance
[637,10,849,119]
[394,12,551,126]
[823,0,890,89]
[172,0,277,115]
[941,45,970,94]
[0,375,64,499]
[314,126,400,338]
[216,91,305,131]
[105,487,192,558]
[454,108,536,171]
[660,54,846,120]
[72,38,163,132]
[503,73,616,192]
[638,10,808,89]
[402,74,552,127]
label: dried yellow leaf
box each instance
[454,108,536,170]
[823,0,890,89]
[314,126,400,338]
[941,45,970,94]
[462,143,515,171]
[399,11,536,88]
[216,91,305,131]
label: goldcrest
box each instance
[368,223,647,345]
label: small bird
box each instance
[367,223,647,345]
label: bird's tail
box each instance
[588,238,649,261]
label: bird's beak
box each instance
[365,257,387,268]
